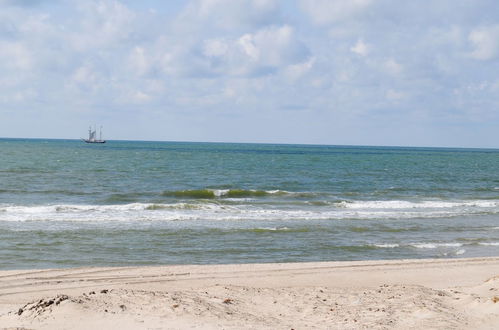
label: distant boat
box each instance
[83,126,106,144]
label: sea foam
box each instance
[411,243,463,249]
[2,196,499,222]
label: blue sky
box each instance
[0,0,498,147]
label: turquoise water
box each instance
[1,138,499,269]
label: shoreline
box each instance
[1,257,499,329]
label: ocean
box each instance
[1,138,499,270]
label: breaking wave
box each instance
[160,189,307,199]
[2,196,499,222]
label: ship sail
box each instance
[83,126,106,144]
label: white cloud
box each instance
[149,1,303,79]
[233,25,309,75]
[178,0,279,30]
[238,34,260,61]
[71,65,96,84]
[128,46,151,76]
[240,25,299,65]
[167,24,309,77]
[284,57,315,81]
[468,25,499,60]
[383,58,402,76]
[350,39,369,56]
[70,0,136,51]
[68,64,104,97]
[203,39,229,57]
[131,90,151,103]
[299,0,373,25]
[0,41,33,71]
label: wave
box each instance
[410,242,463,249]
[103,192,157,203]
[2,196,499,222]
[371,242,464,249]
[247,227,312,233]
[373,243,400,248]
[162,189,217,199]
[478,242,499,246]
[160,189,301,199]
[370,241,498,257]
[369,240,499,256]
[338,200,499,209]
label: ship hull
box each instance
[83,140,106,143]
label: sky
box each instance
[0,0,498,147]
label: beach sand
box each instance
[1,257,499,329]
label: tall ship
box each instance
[83,126,106,143]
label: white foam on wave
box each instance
[212,189,230,197]
[255,227,290,231]
[0,203,396,222]
[266,190,283,194]
[0,203,239,222]
[373,243,399,248]
[340,200,499,210]
[211,189,294,197]
[372,241,499,252]
[411,243,463,249]
[223,198,254,202]
[2,197,499,222]
[1,202,231,213]
[478,242,499,246]
[443,249,466,256]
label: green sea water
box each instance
[1,138,499,269]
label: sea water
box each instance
[1,138,499,269]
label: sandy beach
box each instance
[0,257,498,329]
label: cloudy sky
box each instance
[0,0,498,147]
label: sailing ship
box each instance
[83,126,106,143]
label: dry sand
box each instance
[1,257,499,329]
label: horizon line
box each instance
[0,136,498,151]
